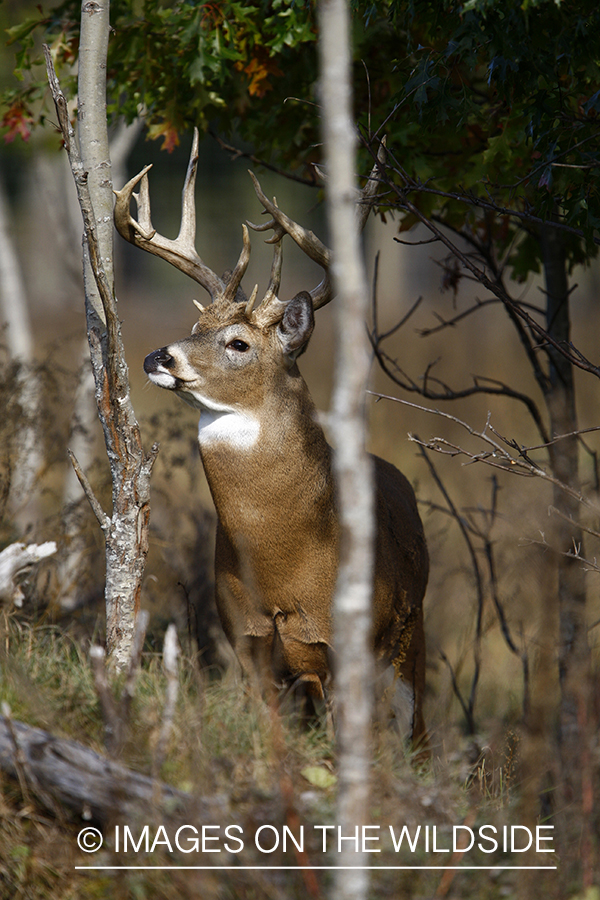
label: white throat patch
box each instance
[197,408,260,451]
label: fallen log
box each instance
[0,541,56,606]
[0,716,222,825]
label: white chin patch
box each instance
[148,370,178,390]
[198,409,260,451]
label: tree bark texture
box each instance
[540,223,592,890]
[0,716,216,826]
[319,2,375,899]
[44,1,158,670]
[59,122,142,611]
[0,179,42,525]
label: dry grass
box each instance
[0,610,566,900]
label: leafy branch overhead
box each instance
[4,0,600,277]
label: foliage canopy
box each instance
[3,0,600,277]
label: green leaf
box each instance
[6,16,45,46]
[301,766,337,789]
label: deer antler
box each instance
[114,127,250,304]
[248,173,332,311]
[247,139,386,313]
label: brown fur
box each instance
[144,294,429,747]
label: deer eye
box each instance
[228,339,249,353]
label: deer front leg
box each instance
[232,633,280,704]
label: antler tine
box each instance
[250,237,286,327]
[222,224,251,303]
[114,164,155,240]
[248,170,333,310]
[135,168,155,236]
[247,143,385,313]
[114,127,225,301]
[178,126,200,247]
[264,237,283,303]
[248,172,331,269]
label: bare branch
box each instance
[67,449,109,532]
[416,443,482,731]
[368,335,550,444]
[439,650,475,734]
[210,130,319,187]
[364,137,600,378]
[367,390,600,517]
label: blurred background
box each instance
[3,113,600,737]
[1,0,599,749]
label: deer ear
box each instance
[276,292,315,364]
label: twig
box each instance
[210,131,319,187]
[547,506,600,542]
[367,390,600,516]
[368,334,549,444]
[67,449,109,531]
[439,650,474,734]
[524,425,600,453]
[417,442,482,732]
[522,532,600,573]
[363,135,600,378]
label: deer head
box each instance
[114,129,382,450]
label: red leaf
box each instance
[2,102,33,143]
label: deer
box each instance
[114,129,429,748]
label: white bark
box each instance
[0,182,33,361]
[78,0,113,323]
[0,179,42,523]
[319,2,375,899]
[75,4,158,670]
[153,624,181,773]
[44,4,158,668]
[59,350,98,610]
[0,542,57,606]
[59,121,142,611]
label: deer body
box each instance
[118,129,428,745]
[144,293,428,742]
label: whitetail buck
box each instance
[114,130,429,747]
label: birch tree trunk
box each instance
[319,2,375,899]
[44,1,157,669]
[0,178,42,527]
[540,224,591,890]
[59,119,143,611]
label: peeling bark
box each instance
[43,1,158,670]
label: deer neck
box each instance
[196,373,333,536]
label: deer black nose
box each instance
[144,347,174,374]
